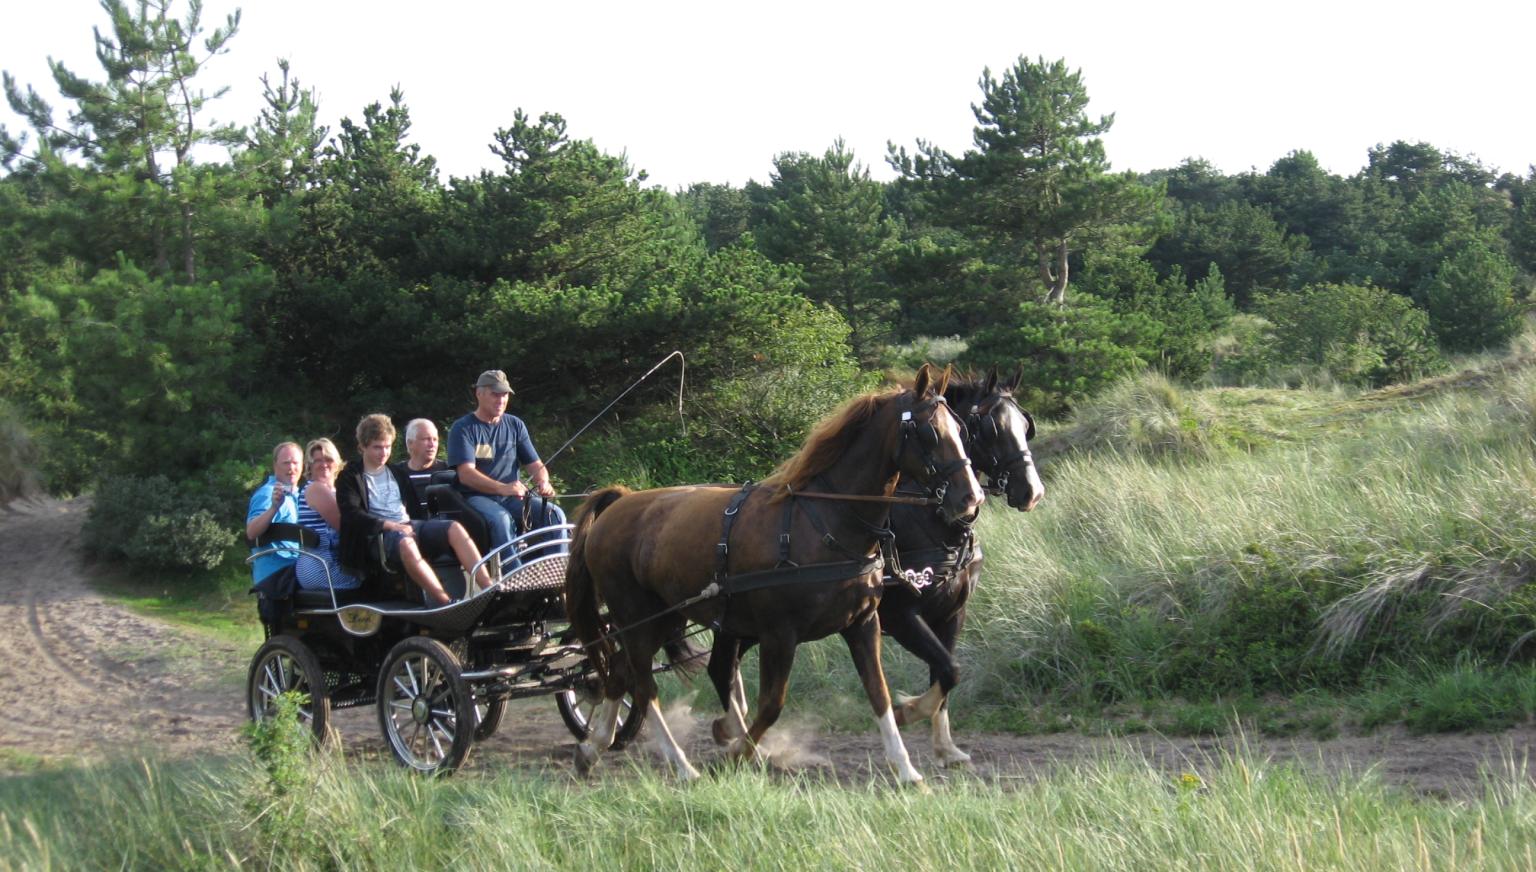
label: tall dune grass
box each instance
[703,358,1536,731]
[3,746,1535,870]
[942,359,1536,713]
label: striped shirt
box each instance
[295,484,359,591]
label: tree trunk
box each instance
[181,196,196,282]
[1045,238,1070,305]
[1035,238,1071,305]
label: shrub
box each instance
[1059,372,1230,460]
[562,358,877,490]
[84,473,245,573]
[0,401,39,506]
[1257,282,1443,387]
[1417,241,1523,353]
[1208,313,1276,386]
[879,335,968,371]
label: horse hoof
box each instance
[727,738,763,765]
[939,752,974,770]
[574,743,598,776]
[711,717,734,747]
[903,777,932,794]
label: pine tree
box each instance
[2,0,242,281]
[890,56,1162,305]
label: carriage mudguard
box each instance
[251,564,299,629]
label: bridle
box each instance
[963,393,1035,497]
[896,393,973,505]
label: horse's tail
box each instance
[564,485,632,679]
[663,635,710,681]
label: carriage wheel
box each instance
[556,684,644,749]
[377,637,476,775]
[247,635,331,743]
[473,696,507,741]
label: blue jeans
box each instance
[466,493,568,568]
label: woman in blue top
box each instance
[295,437,360,592]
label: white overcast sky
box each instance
[4,0,1533,190]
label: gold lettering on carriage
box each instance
[338,606,383,637]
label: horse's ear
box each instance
[937,363,953,395]
[1007,365,1023,392]
[913,363,933,398]
[984,366,998,394]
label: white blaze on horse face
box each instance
[936,406,984,517]
[999,405,1044,510]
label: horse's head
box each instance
[898,365,984,524]
[959,367,1044,512]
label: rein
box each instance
[782,486,940,506]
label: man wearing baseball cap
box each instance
[446,369,567,566]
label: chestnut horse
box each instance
[563,366,982,784]
[707,368,1044,766]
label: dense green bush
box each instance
[84,472,248,573]
[1416,240,1523,353]
[1257,282,1443,386]
[1080,251,1234,382]
[560,358,876,490]
[0,400,38,506]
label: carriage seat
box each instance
[293,585,375,609]
[424,469,490,554]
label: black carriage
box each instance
[244,480,641,775]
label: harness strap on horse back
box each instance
[714,482,757,582]
[584,554,886,650]
[718,555,883,597]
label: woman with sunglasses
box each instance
[294,437,360,593]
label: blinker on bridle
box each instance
[965,396,1035,495]
[899,395,970,503]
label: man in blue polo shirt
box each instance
[446,369,567,565]
[246,441,303,584]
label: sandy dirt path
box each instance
[1,497,1531,796]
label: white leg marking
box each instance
[575,697,622,774]
[592,697,622,749]
[647,698,701,781]
[877,707,924,784]
[724,668,750,741]
[932,705,971,767]
[908,683,944,723]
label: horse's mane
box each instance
[760,387,904,496]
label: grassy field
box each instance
[95,559,265,648]
[2,738,1534,871]
[92,339,1536,740]
[15,346,1536,870]
[739,345,1536,736]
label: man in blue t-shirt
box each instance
[246,441,303,584]
[446,369,567,565]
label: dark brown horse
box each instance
[563,365,982,783]
[707,369,1044,767]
